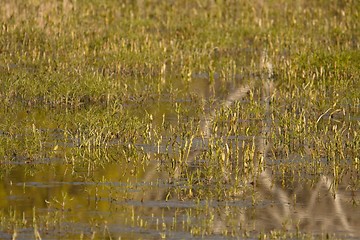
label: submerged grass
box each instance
[0,0,359,239]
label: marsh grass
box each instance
[0,0,359,239]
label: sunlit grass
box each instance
[0,0,359,239]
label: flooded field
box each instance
[1,0,359,239]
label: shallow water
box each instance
[0,67,359,239]
[1,159,359,239]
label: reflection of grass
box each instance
[0,0,359,239]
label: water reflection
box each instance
[2,161,359,239]
[0,51,359,239]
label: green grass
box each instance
[0,0,359,239]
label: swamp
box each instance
[0,0,359,239]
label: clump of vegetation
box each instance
[0,0,359,239]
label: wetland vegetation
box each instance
[0,0,359,239]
